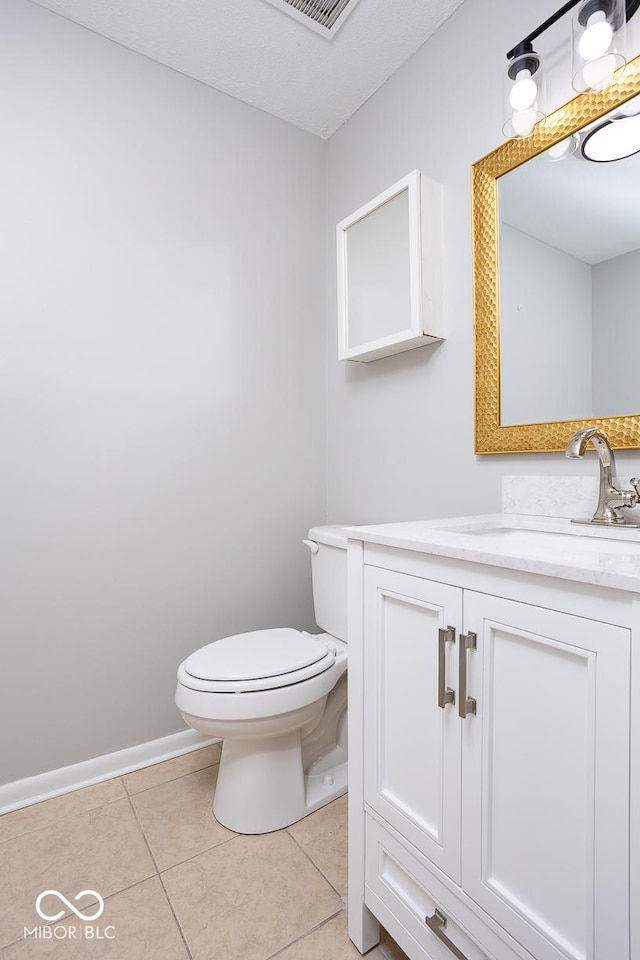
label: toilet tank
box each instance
[305,525,349,642]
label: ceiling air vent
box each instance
[262,0,363,38]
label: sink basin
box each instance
[455,527,640,554]
[436,520,640,556]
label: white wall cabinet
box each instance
[348,542,633,960]
[336,171,443,362]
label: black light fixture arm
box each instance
[507,0,640,61]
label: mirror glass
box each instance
[498,95,640,426]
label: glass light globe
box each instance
[511,109,538,138]
[583,52,620,89]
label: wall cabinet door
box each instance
[462,591,631,960]
[363,567,462,882]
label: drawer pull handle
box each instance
[437,626,456,708]
[425,908,470,960]
[458,631,477,719]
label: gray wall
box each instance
[499,224,592,426]
[496,225,640,424]
[592,248,640,417]
[0,0,326,784]
[325,0,640,526]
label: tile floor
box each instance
[0,744,409,960]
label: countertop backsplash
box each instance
[502,475,640,525]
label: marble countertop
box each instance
[347,513,640,592]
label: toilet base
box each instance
[178,654,349,834]
[213,733,347,834]
[305,746,348,814]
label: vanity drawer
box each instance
[364,816,530,960]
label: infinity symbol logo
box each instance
[35,890,105,922]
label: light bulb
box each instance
[509,69,538,111]
[511,109,537,138]
[579,10,613,61]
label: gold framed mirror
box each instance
[472,54,640,454]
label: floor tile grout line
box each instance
[1,875,159,952]
[126,789,239,883]
[0,745,222,824]
[124,790,195,959]
[125,793,162,875]
[1,765,223,956]
[123,755,221,798]
[265,907,346,960]
[124,762,218,798]
[155,827,345,960]
[157,831,240,876]
[0,750,221,848]
[156,870,195,960]
[285,826,345,901]
[0,782,129,846]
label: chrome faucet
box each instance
[565,427,640,525]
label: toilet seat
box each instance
[180,628,336,694]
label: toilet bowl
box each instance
[175,526,349,834]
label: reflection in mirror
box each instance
[498,94,640,426]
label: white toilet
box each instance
[175,525,349,834]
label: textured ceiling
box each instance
[28,0,466,138]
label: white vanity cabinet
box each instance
[348,535,634,960]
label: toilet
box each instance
[175,525,349,834]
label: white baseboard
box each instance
[0,730,219,815]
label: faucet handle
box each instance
[630,478,640,501]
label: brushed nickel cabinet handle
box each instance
[425,908,471,960]
[458,631,477,719]
[437,626,456,708]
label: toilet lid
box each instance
[183,629,334,690]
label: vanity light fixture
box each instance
[502,43,546,139]
[581,110,640,157]
[573,0,628,91]
[504,0,640,140]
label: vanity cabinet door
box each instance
[461,592,630,960]
[363,567,462,883]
